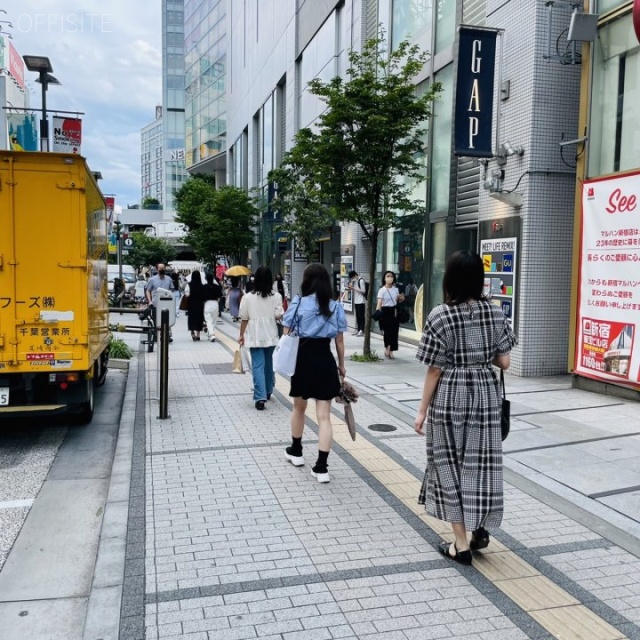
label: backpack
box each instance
[358,277,369,300]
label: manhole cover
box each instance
[368,424,397,432]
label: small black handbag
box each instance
[500,369,510,441]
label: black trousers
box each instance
[355,303,365,332]
[381,307,399,351]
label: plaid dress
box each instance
[417,300,517,530]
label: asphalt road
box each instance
[0,365,128,640]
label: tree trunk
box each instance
[363,233,378,357]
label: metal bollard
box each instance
[158,308,170,419]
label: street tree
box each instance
[269,155,335,264]
[174,174,216,231]
[176,179,259,267]
[123,232,176,269]
[286,34,440,356]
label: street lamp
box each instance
[22,55,61,151]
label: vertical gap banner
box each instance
[454,27,498,158]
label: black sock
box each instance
[290,437,302,456]
[314,450,329,472]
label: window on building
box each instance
[435,0,455,53]
[589,12,640,176]
[262,94,274,178]
[429,63,453,211]
[392,0,433,50]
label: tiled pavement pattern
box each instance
[120,314,640,640]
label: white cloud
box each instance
[7,1,162,207]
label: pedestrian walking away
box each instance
[185,270,206,341]
[228,276,243,321]
[375,270,404,359]
[171,271,181,316]
[273,271,289,311]
[348,270,366,336]
[281,263,347,483]
[203,273,223,341]
[414,250,517,566]
[238,266,283,410]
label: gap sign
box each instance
[454,27,498,158]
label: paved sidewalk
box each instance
[117,313,640,640]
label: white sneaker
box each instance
[356,331,364,337]
[285,450,305,467]
[311,470,330,483]
[209,336,216,342]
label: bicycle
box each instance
[138,305,156,352]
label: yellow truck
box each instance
[0,151,110,423]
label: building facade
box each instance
[141,108,164,205]
[184,0,227,184]
[570,0,640,393]
[225,0,592,378]
[161,0,190,213]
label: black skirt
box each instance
[289,338,340,400]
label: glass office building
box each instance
[184,0,227,184]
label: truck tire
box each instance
[71,376,95,425]
[96,350,109,387]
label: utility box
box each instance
[155,288,176,327]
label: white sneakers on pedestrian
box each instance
[356,331,363,337]
[311,470,330,483]
[285,449,305,467]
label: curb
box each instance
[82,354,139,640]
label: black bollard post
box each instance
[158,308,170,419]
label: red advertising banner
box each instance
[575,172,640,388]
[8,42,25,90]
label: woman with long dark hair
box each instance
[281,263,347,483]
[185,270,206,341]
[238,266,283,410]
[414,250,516,565]
[375,270,404,359]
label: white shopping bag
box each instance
[273,334,299,376]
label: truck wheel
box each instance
[96,351,109,387]
[71,377,95,425]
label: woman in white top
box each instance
[238,266,284,410]
[375,270,405,359]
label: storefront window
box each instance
[428,221,447,311]
[392,0,433,51]
[435,0,455,53]
[430,63,453,211]
[599,0,630,14]
[589,13,640,176]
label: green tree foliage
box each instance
[284,34,440,355]
[142,197,162,210]
[269,156,335,264]
[123,232,176,269]
[175,177,259,266]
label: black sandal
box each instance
[438,541,472,566]
[470,527,490,551]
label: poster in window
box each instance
[575,172,640,389]
[480,237,517,328]
[340,255,354,312]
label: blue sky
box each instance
[7,1,161,208]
